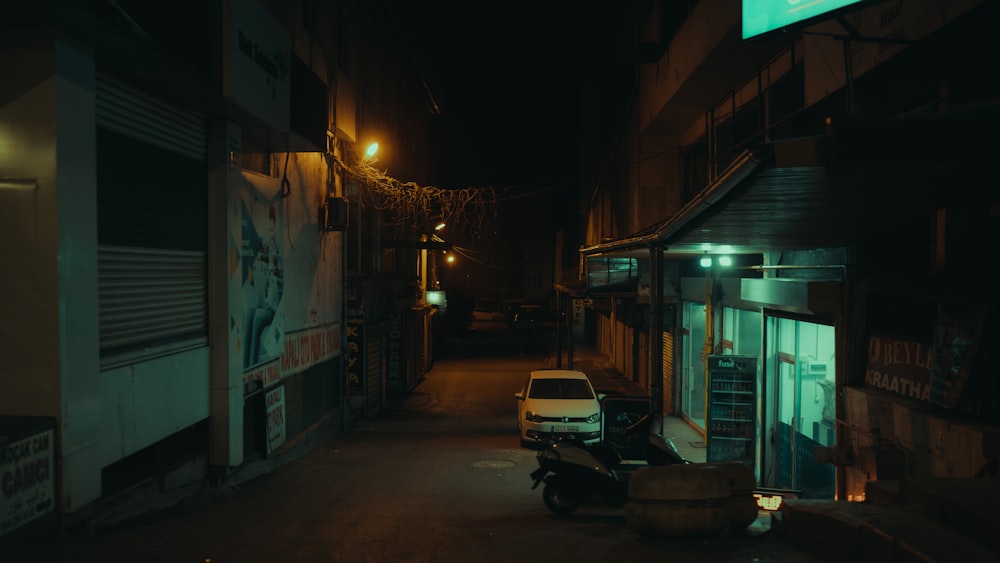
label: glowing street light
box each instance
[364,142,379,160]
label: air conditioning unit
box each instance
[319,196,348,232]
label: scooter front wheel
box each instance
[542,480,579,515]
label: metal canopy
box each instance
[581,115,999,262]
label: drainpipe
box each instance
[703,263,714,429]
[649,244,664,428]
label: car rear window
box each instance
[528,378,594,399]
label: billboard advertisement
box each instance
[742,0,867,39]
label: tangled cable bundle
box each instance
[340,151,497,236]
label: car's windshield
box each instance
[528,378,594,399]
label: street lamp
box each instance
[364,142,379,160]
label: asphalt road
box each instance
[3,323,835,563]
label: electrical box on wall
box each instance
[319,196,348,231]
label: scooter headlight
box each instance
[525,411,545,423]
[585,412,601,424]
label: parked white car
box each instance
[515,369,603,447]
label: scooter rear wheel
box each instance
[542,481,579,514]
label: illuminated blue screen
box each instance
[742,0,865,39]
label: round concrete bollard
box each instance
[702,462,759,530]
[625,464,731,538]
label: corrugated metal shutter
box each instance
[96,76,205,161]
[98,246,207,350]
[366,330,383,418]
[662,332,674,415]
[96,75,207,362]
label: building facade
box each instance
[573,0,998,500]
[1,0,434,538]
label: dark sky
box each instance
[421,2,583,193]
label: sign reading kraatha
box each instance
[1,429,54,536]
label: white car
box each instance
[514,369,603,447]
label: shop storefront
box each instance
[763,314,837,498]
[676,272,841,498]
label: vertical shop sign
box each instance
[572,299,585,326]
[1,429,54,536]
[346,315,364,395]
[386,312,406,396]
[265,385,286,455]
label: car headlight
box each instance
[525,411,544,423]
[585,412,601,424]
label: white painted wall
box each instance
[100,348,211,463]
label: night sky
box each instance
[422,2,583,193]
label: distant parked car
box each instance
[472,309,504,321]
[510,305,555,332]
[472,305,505,321]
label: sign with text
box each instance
[346,315,364,395]
[1,429,54,536]
[265,385,286,455]
[386,313,406,397]
[280,323,340,377]
[243,357,280,386]
[865,335,932,401]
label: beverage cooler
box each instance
[705,355,757,467]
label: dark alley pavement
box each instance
[3,324,996,562]
[3,342,836,563]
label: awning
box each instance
[580,114,1000,261]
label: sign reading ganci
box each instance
[1,428,54,536]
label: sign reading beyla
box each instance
[865,335,932,401]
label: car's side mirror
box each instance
[514,391,524,400]
[597,393,606,401]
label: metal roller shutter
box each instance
[662,332,674,416]
[365,330,383,418]
[96,75,207,362]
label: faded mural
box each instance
[233,155,342,390]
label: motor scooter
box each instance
[529,412,687,514]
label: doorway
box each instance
[764,315,836,498]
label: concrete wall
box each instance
[0,33,104,512]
